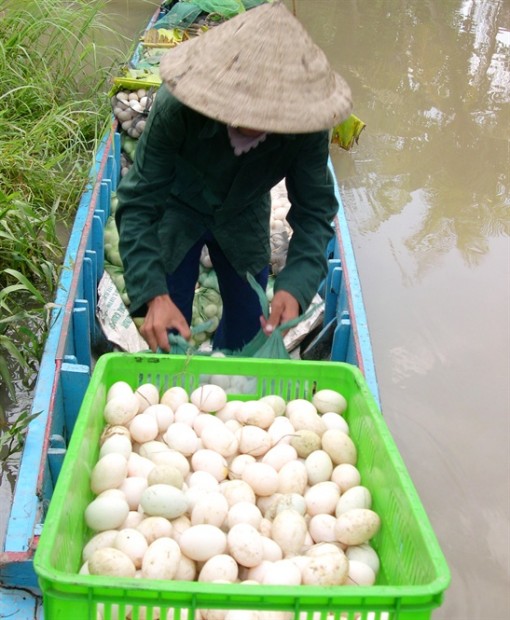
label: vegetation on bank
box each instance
[0,0,124,448]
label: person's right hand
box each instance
[141,294,191,352]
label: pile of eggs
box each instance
[81,378,382,620]
[269,181,292,276]
[111,89,153,139]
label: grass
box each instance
[0,0,127,451]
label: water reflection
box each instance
[329,0,509,276]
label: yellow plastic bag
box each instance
[331,114,366,150]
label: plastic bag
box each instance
[234,274,317,359]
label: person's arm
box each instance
[267,131,338,330]
[115,89,190,350]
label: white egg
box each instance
[163,422,199,456]
[137,439,169,461]
[260,536,283,562]
[193,412,224,436]
[242,462,279,497]
[308,514,337,543]
[201,423,238,457]
[160,386,189,411]
[174,402,201,426]
[150,449,190,477]
[141,537,181,579]
[187,469,220,489]
[190,384,227,413]
[321,411,350,433]
[85,496,130,531]
[90,453,128,495]
[266,493,307,519]
[262,559,301,585]
[127,452,155,478]
[261,444,298,471]
[226,502,263,530]
[271,510,307,557]
[236,400,275,429]
[191,491,229,527]
[301,551,349,585]
[335,485,372,516]
[321,429,357,465]
[144,404,174,432]
[311,389,347,415]
[259,395,286,416]
[135,383,160,412]
[103,393,139,426]
[219,479,256,506]
[236,425,272,457]
[227,523,264,567]
[82,530,119,562]
[198,554,238,582]
[278,460,308,495]
[179,524,227,562]
[191,448,229,481]
[107,381,133,402]
[215,400,243,423]
[129,413,159,443]
[346,559,376,585]
[139,484,188,519]
[113,528,148,568]
[331,463,361,492]
[304,481,340,516]
[136,516,173,544]
[99,434,132,460]
[147,464,184,488]
[267,416,295,445]
[174,554,197,581]
[228,454,256,480]
[89,547,136,577]
[334,509,381,546]
[244,560,273,583]
[345,543,380,575]
[305,449,333,485]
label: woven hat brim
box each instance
[159,2,353,133]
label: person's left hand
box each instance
[261,290,299,335]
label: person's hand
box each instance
[261,290,299,336]
[141,294,191,352]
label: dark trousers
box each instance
[165,232,269,351]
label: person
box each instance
[115,0,352,353]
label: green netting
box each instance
[242,0,268,9]
[184,0,246,19]
[154,3,203,29]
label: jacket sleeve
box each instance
[115,89,186,316]
[274,131,338,311]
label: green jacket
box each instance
[116,87,339,316]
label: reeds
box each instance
[0,0,123,442]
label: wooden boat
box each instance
[0,2,381,617]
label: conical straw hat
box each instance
[159,1,352,133]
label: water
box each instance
[107,1,510,617]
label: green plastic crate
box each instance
[34,353,450,620]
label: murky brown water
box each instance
[2,0,508,617]
[108,2,509,618]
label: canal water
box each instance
[108,2,510,618]
[2,1,508,618]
